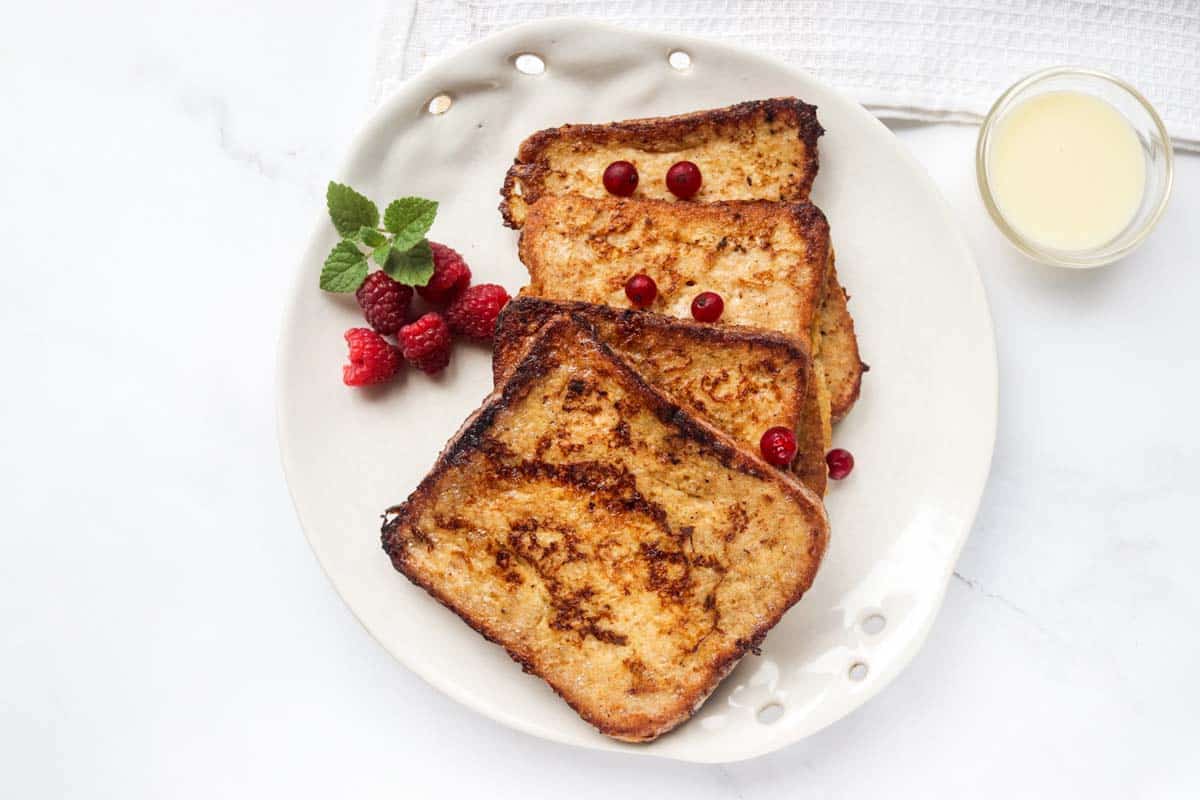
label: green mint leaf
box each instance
[371,243,392,266]
[326,182,379,237]
[381,239,434,286]
[383,197,438,251]
[319,240,368,292]
[357,226,386,247]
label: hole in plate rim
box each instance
[668,50,692,70]
[861,612,887,635]
[426,93,453,115]
[756,701,785,725]
[513,52,546,75]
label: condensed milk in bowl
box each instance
[976,67,1173,268]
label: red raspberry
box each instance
[355,271,413,334]
[446,283,511,340]
[417,242,471,305]
[398,312,452,374]
[342,328,402,386]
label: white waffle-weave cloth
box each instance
[372,0,1200,151]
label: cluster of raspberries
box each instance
[342,242,510,386]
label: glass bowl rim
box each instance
[975,65,1174,268]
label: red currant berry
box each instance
[666,160,702,199]
[602,160,639,197]
[826,448,855,480]
[624,274,657,308]
[760,426,797,466]
[690,291,724,322]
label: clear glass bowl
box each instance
[976,67,1173,268]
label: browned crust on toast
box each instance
[492,297,811,382]
[818,254,866,422]
[794,363,831,494]
[501,98,823,228]
[382,316,828,741]
[493,296,827,495]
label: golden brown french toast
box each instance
[500,98,822,229]
[519,194,829,343]
[500,98,863,421]
[382,316,829,742]
[817,253,866,422]
[493,297,827,495]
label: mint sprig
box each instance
[326,183,379,237]
[319,182,438,292]
[382,239,433,285]
[320,240,369,292]
[356,226,387,248]
[384,197,438,251]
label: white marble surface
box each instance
[2,2,1198,797]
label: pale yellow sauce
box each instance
[989,91,1145,251]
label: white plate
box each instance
[277,19,997,763]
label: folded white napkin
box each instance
[373,0,1200,151]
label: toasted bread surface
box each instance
[500,99,862,422]
[500,98,822,228]
[798,359,832,492]
[493,297,827,495]
[817,254,865,422]
[519,195,830,344]
[383,317,829,742]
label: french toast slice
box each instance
[382,316,829,742]
[817,253,866,422]
[519,195,829,348]
[500,98,863,420]
[493,297,827,495]
[500,98,822,228]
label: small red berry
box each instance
[602,161,639,197]
[355,271,413,335]
[342,328,402,386]
[447,283,511,340]
[398,312,453,375]
[417,242,471,305]
[826,448,855,480]
[690,291,724,322]
[624,274,657,308]
[666,160,702,199]
[760,426,797,466]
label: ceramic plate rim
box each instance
[276,17,998,763]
